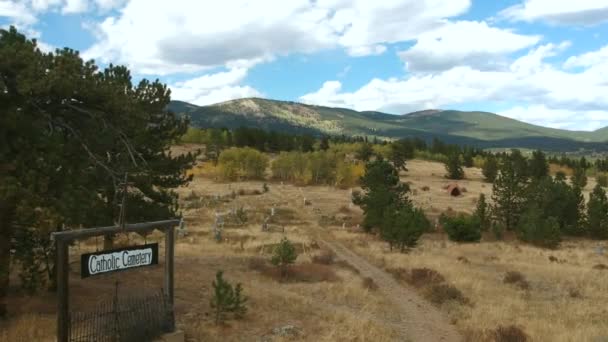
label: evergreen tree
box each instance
[525,177,581,236]
[440,214,482,242]
[210,271,248,325]
[492,156,528,232]
[571,167,588,189]
[517,205,561,249]
[0,27,195,313]
[510,149,529,180]
[271,237,298,278]
[463,149,474,168]
[474,194,490,231]
[444,153,464,180]
[482,155,499,182]
[356,142,374,162]
[587,184,608,239]
[481,154,498,183]
[528,150,549,181]
[352,159,409,232]
[389,139,414,171]
[381,205,428,251]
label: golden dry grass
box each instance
[4,158,608,341]
[333,230,608,341]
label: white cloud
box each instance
[93,0,126,11]
[399,21,541,72]
[82,0,471,75]
[564,45,608,68]
[300,42,608,130]
[169,68,262,106]
[0,1,37,25]
[62,0,88,13]
[500,105,608,131]
[500,0,608,26]
[31,0,61,11]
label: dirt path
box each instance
[270,188,462,341]
[317,234,462,342]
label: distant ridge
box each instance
[168,98,608,152]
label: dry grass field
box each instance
[2,156,608,341]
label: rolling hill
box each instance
[168,98,608,152]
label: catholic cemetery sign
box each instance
[51,220,180,342]
[81,243,159,278]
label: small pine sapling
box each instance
[271,237,298,278]
[210,271,248,325]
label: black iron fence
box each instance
[69,288,174,342]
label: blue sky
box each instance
[2,0,608,130]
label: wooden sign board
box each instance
[81,243,159,278]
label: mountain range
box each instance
[168,98,608,152]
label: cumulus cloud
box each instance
[0,1,37,25]
[169,68,262,106]
[564,45,608,68]
[500,0,608,26]
[399,21,541,72]
[300,42,608,130]
[499,105,608,131]
[81,0,471,75]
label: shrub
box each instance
[425,283,469,305]
[593,264,608,270]
[210,271,248,325]
[218,147,268,181]
[517,206,561,249]
[568,287,582,299]
[503,271,530,290]
[312,250,335,265]
[362,277,378,291]
[421,185,430,191]
[271,237,298,278]
[492,325,529,342]
[248,257,268,272]
[285,264,338,283]
[440,214,481,242]
[407,268,445,288]
[457,256,470,264]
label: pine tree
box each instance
[353,159,409,232]
[0,27,195,313]
[492,157,528,232]
[381,205,428,252]
[474,194,490,231]
[271,237,298,278]
[517,205,561,249]
[587,184,608,239]
[528,150,549,181]
[571,167,588,190]
[463,149,474,168]
[356,142,374,162]
[525,177,582,236]
[389,139,414,171]
[482,155,499,182]
[210,271,248,325]
[444,153,464,180]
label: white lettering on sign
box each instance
[88,248,154,276]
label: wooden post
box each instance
[56,239,69,342]
[164,225,175,331]
[50,219,179,340]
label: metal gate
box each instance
[69,288,174,342]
